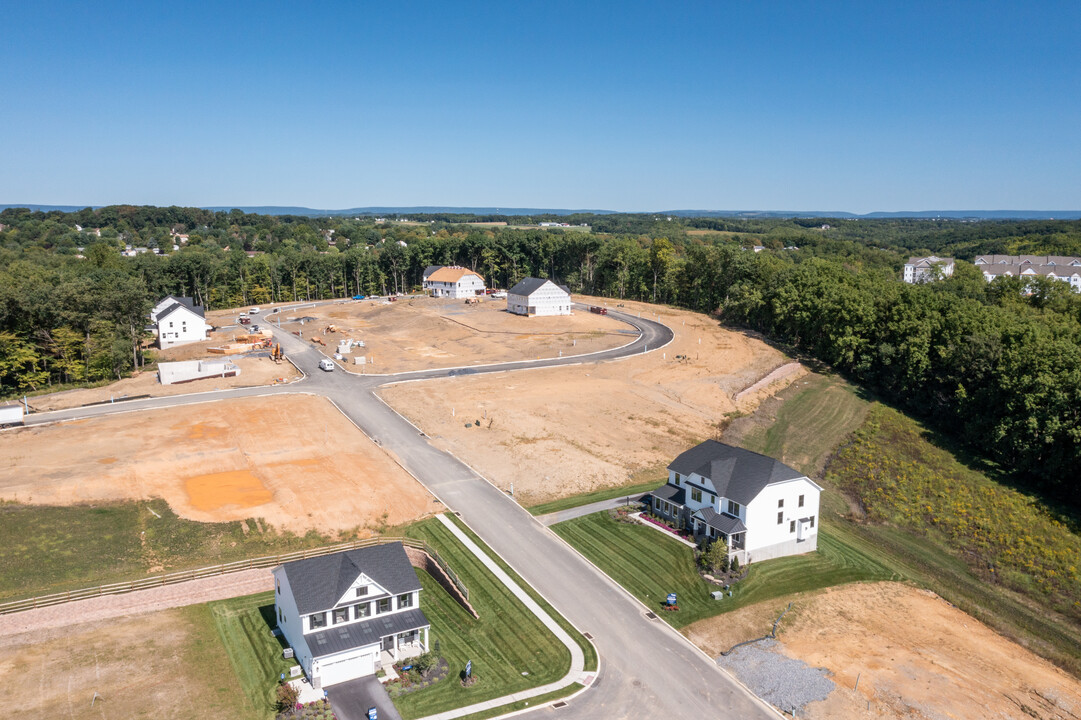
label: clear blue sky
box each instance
[2,1,1079,212]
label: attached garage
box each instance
[315,647,377,687]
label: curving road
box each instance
[23,302,776,719]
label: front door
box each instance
[381,636,394,652]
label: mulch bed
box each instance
[386,657,449,698]
[278,698,337,720]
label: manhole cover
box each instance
[645,611,658,620]
[583,632,593,639]
[552,702,568,709]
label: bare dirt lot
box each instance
[277,295,633,373]
[380,297,797,506]
[686,582,1081,720]
[0,395,441,534]
[0,608,249,720]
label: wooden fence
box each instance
[0,535,468,616]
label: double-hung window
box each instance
[309,612,327,630]
[354,602,371,619]
[691,488,702,503]
[727,500,741,517]
[333,607,349,624]
[397,593,413,609]
[377,598,391,614]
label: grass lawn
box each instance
[739,374,869,477]
[0,498,338,603]
[436,513,598,672]
[526,479,660,516]
[552,511,898,629]
[208,593,296,717]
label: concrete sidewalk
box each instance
[535,494,648,527]
[416,514,589,720]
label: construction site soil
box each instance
[380,296,800,506]
[278,295,633,373]
[0,395,441,533]
[686,582,1081,720]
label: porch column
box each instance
[422,627,429,652]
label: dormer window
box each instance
[309,612,327,630]
[333,607,349,624]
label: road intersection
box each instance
[25,302,777,719]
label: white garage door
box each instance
[318,650,376,687]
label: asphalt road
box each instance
[23,302,776,719]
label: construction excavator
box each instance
[270,343,284,364]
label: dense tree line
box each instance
[2,206,1081,506]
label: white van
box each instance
[318,358,335,372]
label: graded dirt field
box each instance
[686,582,1081,720]
[0,608,251,720]
[0,395,441,533]
[276,295,633,373]
[380,297,798,506]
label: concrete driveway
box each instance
[326,676,401,720]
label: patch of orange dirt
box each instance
[0,395,441,533]
[381,296,801,506]
[184,469,273,511]
[685,582,1081,720]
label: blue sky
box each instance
[2,1,1079,212]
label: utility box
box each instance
[283,647,294,659]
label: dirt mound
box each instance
[686,582,1081,720]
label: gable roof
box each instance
[279,542,422,616]
[668,440,806,505]
[906,256,954,268]
[156,301,205,322]
[507,278,569,297]
[427,266,483,284]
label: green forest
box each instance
[3,206,1081,508]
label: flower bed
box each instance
[385,656,449,698]
[278,698,337,720]
[639,513,694,541]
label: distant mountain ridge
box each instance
[2,204,1079,220]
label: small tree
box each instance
[413,651,435,677]
[730,556,741,574]
[699,539,729,573]
[276,679,299,713]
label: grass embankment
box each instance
[738,374,869,476]
[212,516,579,720]
[827,404,1081,673]
[554,512,897,629]
[0,498,336,602]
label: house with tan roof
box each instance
[422,266,486,298]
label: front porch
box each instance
[692,507,748,564]
[378,627,429,668]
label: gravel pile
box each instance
[717,638,834,714]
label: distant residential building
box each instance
[506,278,572,316]
[974,254,1081,292]
[903,256,955,284]
[422,266,486,298]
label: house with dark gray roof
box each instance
[273,542,430,689]
[150,295,210,349]
[903,256,955,284]
[649,440,822,564]
[506,278,571,316]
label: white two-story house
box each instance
[649,440,822,564]
[506,278,572,316]
[273,543,430,689]
[903,256,955,284]
[151,295,211,348]
[422,266,486,298]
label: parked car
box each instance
[250,307,260,313]
[318,358,335,372]
[239,316,251,325]
[352,294,366,300]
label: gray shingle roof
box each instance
[307,608,430,658]
[693,507,747,535]
[281,543,422,616]
[650,484,686,505]
[508,278,568,297]
[156,301,205,322]
[423,265,443,280]
[668,440,804,505]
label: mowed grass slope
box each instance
[739,374,869,476]
[0,498,337,602]
[552,512,897,629]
